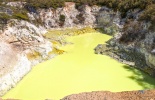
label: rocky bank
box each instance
[0,1,155,97]
[62,90,155,100]
[94,8,155,77]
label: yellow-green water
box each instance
[3,32,155,100]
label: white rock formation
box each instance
[0,54,31,96]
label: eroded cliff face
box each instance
[27,2,99,28]
[95,8,155,76]
[0,19,54,96]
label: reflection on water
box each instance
[3,32,155,100]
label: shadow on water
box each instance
[123,65,155,89]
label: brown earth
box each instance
[62,90,155,100]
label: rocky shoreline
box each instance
[1,1,155,98]
[94,42,155,77]
[62,90,155,100]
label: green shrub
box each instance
[13,12,29,21]
[0,13,10,30]
[59,14,66,26]
[0,0,155,23]
[0,13,10,20]
[139,4,155,26]
[26,0,65,9]
[119,21,146,43]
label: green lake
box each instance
[3,32,155,100]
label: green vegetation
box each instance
[59,14,66,26]
[0,13,10,30]
[139,4,155,29]
[1,0,154,11]
[26,0,65,9]
[95,0,154,17]
[0,0,155,26]
[119,21,146,43]
[0,13,10,22]
[26,0,155,23]
[13,12,29,20]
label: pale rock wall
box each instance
[6,2,26,8]
[0,19,53,96]
[96,7,121,35]
[28,2,100,29]
[0,54,31,96]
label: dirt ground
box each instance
[1,90,155,100]
[62,90,155,100]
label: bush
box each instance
[26,0,65,9]
[59,14,66,26]
[0,13,10,30]
[13,12,29,20]
[0,13,10,20]
[0,0,155,23]
[119,21,146,43]
[139,4,155,28]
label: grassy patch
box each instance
[13,12,29,21]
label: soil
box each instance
[62,90,155,100]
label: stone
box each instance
[1,1,155,96]
[147,54,155,69]
[114,46,119,51]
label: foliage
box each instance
[95,0,154,18]
[13,12,29,20]
[59,15,65,22]
[59,14,66,26]
[139,4,155,27]
[0,13,10,21]
[25,0,65,9]
[0,13,10,30]
[0,0,155,24]
[119,21,146,43]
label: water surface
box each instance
[3,32,155,100]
